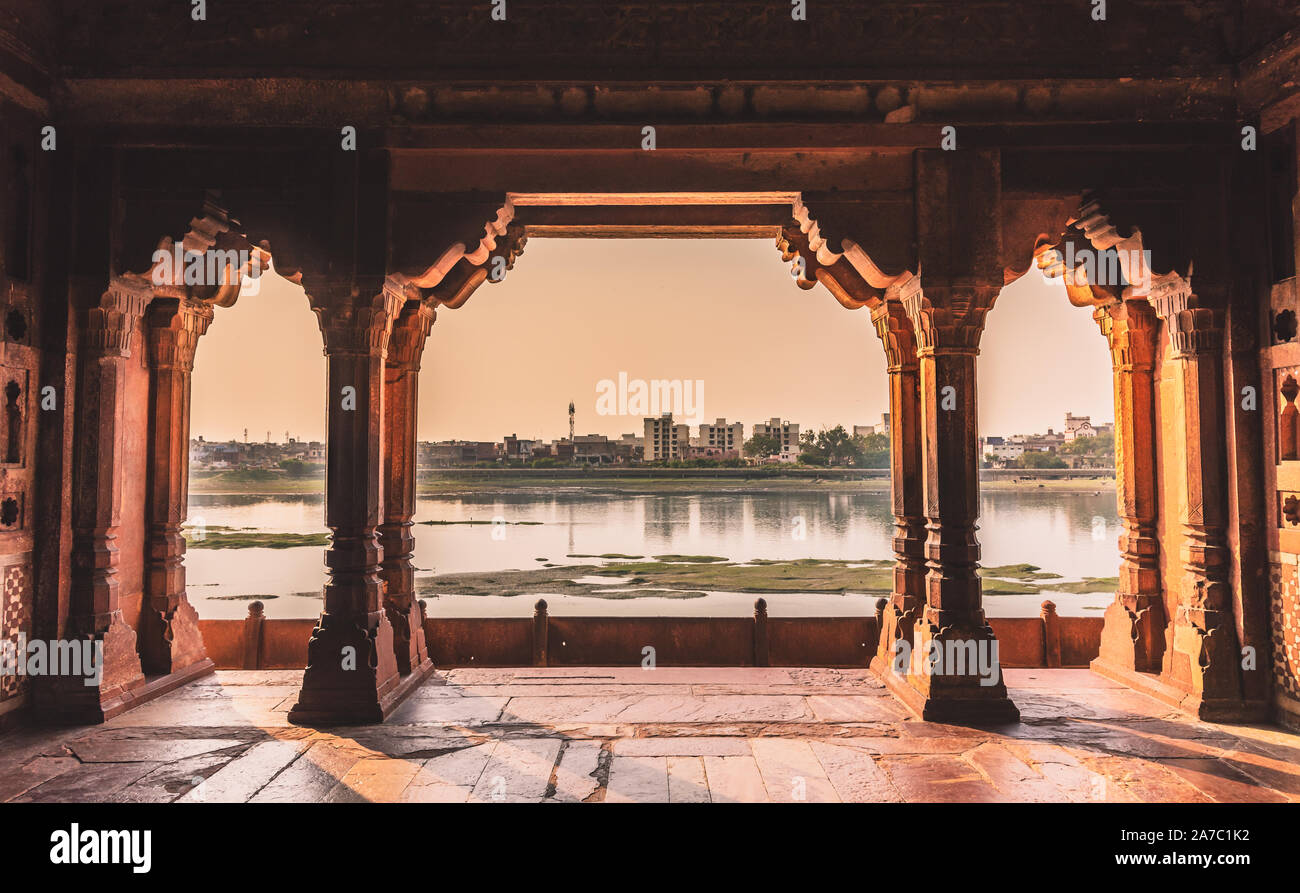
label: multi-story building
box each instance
[698,418,744,453]
[616,433,644,464]
[420,440,501,466]
[1063,412,1095,441]
[502,433,538,461]
[573,434,616,464]
[854,413,891,439]
[751,417,801,454]
[644,413,686,461]
[981,435,1026,462]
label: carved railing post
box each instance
[1091,298,1166,675]
[141,296,216,679]
[53,277,152,720]
[379,293,435,678]
[1147,280,1250,717]
[289,280,405,725]
[867,298,927,673]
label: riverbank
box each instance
[189,468,1116,496]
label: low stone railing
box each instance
[198,598,1102,671]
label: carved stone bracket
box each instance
[84,277,153,358]
[143,195,269,308]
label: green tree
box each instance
[278,458,313,477]
[744,433,781,459]
[1022,450,1067,469]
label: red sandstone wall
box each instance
[199,615,1103,671]
[1262,115,1300,729]
[0,99,46,724]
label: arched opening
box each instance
[411,236,894,626]
[185,265,326,621]
[977,269,1120,618]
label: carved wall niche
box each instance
[1277,369,1300,462]
[1272,279,1298,346]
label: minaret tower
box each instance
[568,400,575,441]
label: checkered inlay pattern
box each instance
[0,562,30,700]
[1270,562,1300,701]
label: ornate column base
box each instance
[140,595,215,680]
[36,612,148,723]
[1091,593,1165,676]
[1092,606,1268,723]
[288,609,416,725]
[385,599,434,679]
[876,619,1020,724]
[870,586,923,679]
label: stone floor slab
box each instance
[606,756,670,803]
[469,738,562,802]
[5,667,1300,804]
[177,739,310,803]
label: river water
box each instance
[185,488,1120,620]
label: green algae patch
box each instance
[981,564,1063,581]
[980,578,1042,595]
[567,553,646,560]
[185,530,330,549]
[651,554,729,563]
[419,558,894,598]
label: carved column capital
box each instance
[1094,298,1158,372]
[1145,274,1222,358]
[870,300,919,372]
[84,277,153,358]
[387,300,437,372]
[147,298,215,371]
[900,277,998,355]
[309,279,405,358]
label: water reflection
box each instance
[185,489,1119,620]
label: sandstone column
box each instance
[869,298,927,670]
[896,279,1018,722]
[881,148,1018,722]
[55,278,152,720]
[1091,298,1166,676]
[289,279,408,725]
[1148,281,1253,719]
[140,296,216,680]
[379,298,436,677]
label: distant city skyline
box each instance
[190,240,1115,445]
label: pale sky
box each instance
[189,239,1113,445]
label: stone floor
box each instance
[2,667,1299,803]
